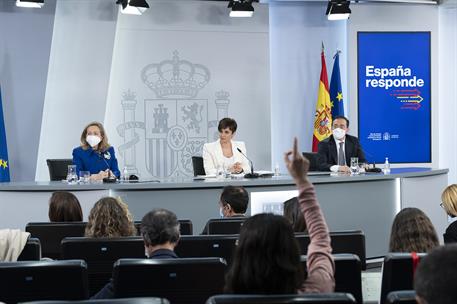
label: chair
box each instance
[301,254,362,304]
[295,230,366,270]
[192,156,206,176]
[386,290,417,304]
[134,219,193,235]
[17,237,41,261]
[206,293,357,304]
[0,260,89,303]
[61,237,145,295]
[175,235,238,264]
[25,222,86,259]
[22,298,170,304]
[46,159,73,181]
[113,257,227,304]
[380,253,426,304]
[302,152,320,171]
[204,218,246,234]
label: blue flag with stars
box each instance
[330,52,345,118]
[0,87,10,182]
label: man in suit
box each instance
[317,116,366,172]
[92,209,180,299]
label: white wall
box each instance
[35,0,118,181]
[0,0,56,181]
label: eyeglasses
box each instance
[440,202,445,209]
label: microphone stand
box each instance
[237,148,259,179]
[98,150,117,183]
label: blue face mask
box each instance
[219,207,225,218]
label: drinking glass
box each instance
[79,171,90,184]
[350,157,359,175]
[66,165,78,183]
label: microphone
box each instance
[359,146,382,173]
[237,148,259,178]
[97,150,117,183]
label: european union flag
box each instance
[330,51,345,118]
[0,87,10,182]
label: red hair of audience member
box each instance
[48,191,83,222]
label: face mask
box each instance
[145,250,150,258]
[332,128,346,140]
[219,207,225,218]
[86,135,101,147]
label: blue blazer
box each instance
[72,146,120,178]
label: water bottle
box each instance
[274,163,280,176]
[123,166,129,181]
[383,157,391,174]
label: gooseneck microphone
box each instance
[237,148,259,179]
[98,150,117,183]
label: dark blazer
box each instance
[317,134,366,171]
[444,220,457,244]
[91,249,178,299]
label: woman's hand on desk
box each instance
[230,162,243,174]
[90,170,114,181]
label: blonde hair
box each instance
[442,184,457,217]
[80,121,110,151]
[85,197,136,238]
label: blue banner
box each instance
[330,52,345,118]
[0,87,10,182]
[357,32,431,163]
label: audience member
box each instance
[0,229,30,261]
[201,185,249,234]
[224,138,334,294]
[92,208,180,299]
[389,207,439,253]
[440,184,457,243]
[85,197,136,238]
[283,197,307,233]
[415,244,457,304]
[48,191,83,222]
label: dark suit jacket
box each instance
[317,134,366,171]
[91,249,178,299]
[444,220,457,244]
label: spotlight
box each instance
[16,0,44,8]
[116,0,149,15]
[326,0,351,20]
[228,0,254,18]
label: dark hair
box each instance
[389,208,439,253]
[48,191,83,222]
[218,118,237,133]
[415,244,457,304]
[333,116,349,128]
[283,197,307,233]
[85,197,136,238]
[224,213,304,294]
[141,209,180,247]
[221,186,249,214]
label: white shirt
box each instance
[330,136,346,173]
[202,139,251,175]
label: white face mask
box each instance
[86,135,101,148]
[332,128,346,140]
[145,249,150,258]
[219,207,225,218]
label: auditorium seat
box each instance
[61,236,145,295]
[134,219,193,235]
[192,156,205,176]
[0,259,89,303]
[26,222,86,259]
[206,293,357,304]
[17,237,41,261]
[301,254,362,304]
[380,253,426,304]
[386,290,417,304]
[175,234,238,264]
[22,298,169,304]
[204,218,246,234]
[46,159,73,181]
[296,230,366,270]
[113,257,227,304]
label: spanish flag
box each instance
[312,46,332,152]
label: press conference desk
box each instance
[0,168,448,258]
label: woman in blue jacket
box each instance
[72,122,120,181]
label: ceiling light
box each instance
[16,0,44,8]
[326,0,351,20]
[116,0,149,15]
[228,0,254,18]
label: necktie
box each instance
[338,142,346,166]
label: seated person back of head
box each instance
[389,207,439,253]
[201,185,249,234]
[48,191,83,222]
[415,244,457,304]
[92,208,181,299]
[440,184,457,243]
[283,197,307,233]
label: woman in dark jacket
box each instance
[441,184,457,243]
